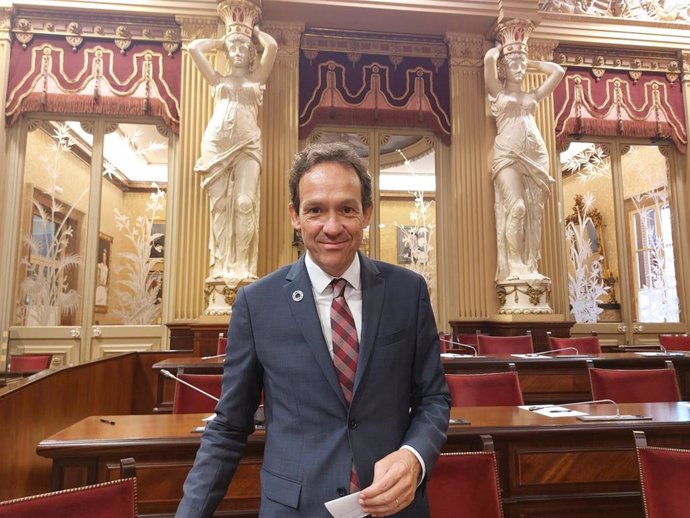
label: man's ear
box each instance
[288,203,301,230]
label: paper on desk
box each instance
[519,405,587,417]
[324,491,367,518]
[441,352,474,358]
[511,354,553,359]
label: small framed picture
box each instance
[95,233,112,312]
[150,222,165,259]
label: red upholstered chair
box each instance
[547,335,602,355]
[172,373,222,414]
[658,334,690,351]
[217,335,228,355]
[634,430,690,518]
[427,435,503,518]
[8,354,51,374]
[446,368,524,407]
[477,334,533,355]
[456,331,482,346]
[0,458,137,518]
[587,360,681,403]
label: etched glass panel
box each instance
[96,123,168,325]
[14,121,91,327]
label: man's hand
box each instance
[358,449,421,517]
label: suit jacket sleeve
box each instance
[175,288,263,518]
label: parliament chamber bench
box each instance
[152,352,690,412]
[37,402,690,518]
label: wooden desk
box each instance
[152,356,224,413]
[37,403,690,518]
[442,352,690,404]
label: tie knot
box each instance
[331,278,348,299]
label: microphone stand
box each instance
[160,369,220,402]
[439,338,478,356]
[526,347,580,357]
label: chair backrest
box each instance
[477,335,533,355]
[635,431,690,518]
[456,332,482,346]
[588,361,681,403]
[217,335,228,356]
[658,334,690,351]
[172,373,222,414]
[548,335,601,354]
[8,354,51,374]
[446,370,524,406]
[427,436,504,518]
[0,461,136,518]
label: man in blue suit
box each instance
[176,142,450,518]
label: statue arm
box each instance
[483,46,502,98]
[251,25,278,85]
[529,60,565,102]
[189,38,224,85]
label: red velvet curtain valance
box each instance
[554,67,686,153]
[5,36,181,133]
[299,51,451,143]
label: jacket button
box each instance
[349,419,358,429]
[337,487,347,497]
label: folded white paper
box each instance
[324,491,367,518]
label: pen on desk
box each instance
[546,409,573,413]
[99,418,116,425]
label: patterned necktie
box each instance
[330,278,360,492]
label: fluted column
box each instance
[526,38,566,316]
[0,7,14,336]
[172,15,220,321]
[445,33,493,320]
[260,22,304,275]
[678,51,690,326]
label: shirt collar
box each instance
[305,252,361,295]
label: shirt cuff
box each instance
[400,445,425,486]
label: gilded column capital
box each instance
[263,21,304,60]
[528,38,559,62]
[0,7,14,35]
[444,32,485,68]
[681,51,690,84]
[176,16,219,43]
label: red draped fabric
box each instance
[5,36,181,133]
[553,67,686,153]
[299,51,451,143]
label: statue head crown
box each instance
[217,0,261,39]
[493,18,534,57]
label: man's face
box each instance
[289,161,372,277]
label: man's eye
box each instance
[304,207,321,214]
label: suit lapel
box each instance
[284,258,347,408]
[353,255,384,398]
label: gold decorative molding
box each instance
[263,21,304,58]
[528,38,559,62]
[176,16,219,42]
[301,28,447,60]
[444,32,484,67]
[11,7,181,54]
[555,44,681,75]
[682,51,690,83]
[541,0,690,23]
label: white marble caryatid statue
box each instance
[484,19,564,284]
[190,0,277,291]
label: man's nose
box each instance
[322,212,343,233]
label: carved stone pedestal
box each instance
[496,278,553,315]
[204,278,253,316]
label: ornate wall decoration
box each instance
[541,0,690,22]
[553,68,687,153]
[299,50,451,142]
[5,9,181,133]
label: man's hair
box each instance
[288,142,373,212]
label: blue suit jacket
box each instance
[176,254,450,517]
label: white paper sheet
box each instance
[324,491,367,518]
[519,405,587,417]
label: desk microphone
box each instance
[439,338,478,356]
[201,353,225,361]
[528,398,651,421]
[527,347,580,357]
[160,369,220,402]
